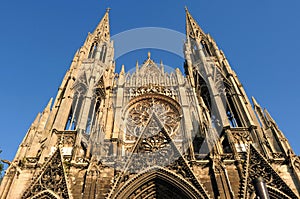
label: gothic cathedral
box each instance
[1,9,299,199]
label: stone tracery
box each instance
[125,96,181,140]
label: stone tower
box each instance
[1,8,299,199]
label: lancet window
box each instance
[88,42,98,58]
[225,88,243,127]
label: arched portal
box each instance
[114,167,207,199]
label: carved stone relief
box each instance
[22,149,69,199]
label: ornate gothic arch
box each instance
[113,167,207,199]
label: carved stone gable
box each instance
[139,57,162,77]
[242,145,298,198]
[22,149,70,199]
[111,114,209,199]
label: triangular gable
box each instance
[139,58,162,76]
[242,144,298,198]
[110,113,210,198]
[22,149,70,199]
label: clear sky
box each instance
[0,0,300,163]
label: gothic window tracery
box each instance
[124,97,181,141]
[201,40,212,57]
[65,75,104,133]
[88,42,98,59]
[100,44,107,62]
[195,74,211,113]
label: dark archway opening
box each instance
[127,178,191,199]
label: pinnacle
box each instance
[45,98,53,112]
[120,64,125,75]
[32,113,41,128]
[251,96,260,108]
[264,109,275,124]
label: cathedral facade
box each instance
[0,9,300,199]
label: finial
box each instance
[251,96,260,107]
[45,98,53,112]
[147,51,151,59]
[120,64,125,75]
[185,6,188,11]
[136,60,139,68]
[106,7,111,13]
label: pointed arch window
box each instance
[88,42,98,58]
[100,44,107,62]
[225,89,243,127]
[200,40,212,57]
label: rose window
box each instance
[125,97,181,139]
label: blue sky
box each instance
[0,0,300,162]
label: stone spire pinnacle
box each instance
[37,98,53,131]
[185,7,206,41]
[264,109,277,125]
[135,60,139,74]
[120,64,125,75]
[92,8,110,42]
[147,51,151,59]
[251,96,260,108]
[31,113,41,128]
[252,96,268,128]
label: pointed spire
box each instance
[264,109,276,125]
[118,64,126,85]
[136,60,139,67]
[185,7,206,41]
[38,98,53,131]
[135,60,139,74]
[120,64,125,75]
[92,9,110,42]
[147,51,151,59]
[160,60,164,74]
[44,98,53,113]
[32,113,41,128]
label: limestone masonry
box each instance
[0,8,299,199]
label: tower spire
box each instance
[92,8,111,42]
[185,7,206,41]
